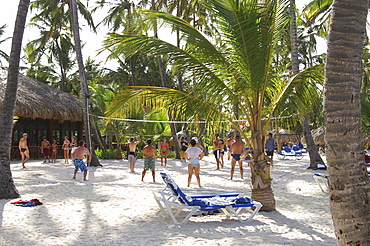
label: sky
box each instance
[0,0,323,69]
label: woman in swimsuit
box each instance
[51,140,58,163]
[185,139,204,187]
[62,136,70,163]
[160,138,169,166]
[70,136,78,160]
[219,139,225,168]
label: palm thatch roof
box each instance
[271,129,300,143]
[311,126,325,146]
[0,67,83,122]
[300,126,325,145]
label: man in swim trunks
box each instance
[160,137,169,166]
[72,140,92,181]
[40,136,51,163]
[141,139,157,182]
[230,135,245,180]
[128,136,140,172]
[212,134,222,169]
[19,133,29,168]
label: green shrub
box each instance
[121,151,127,159]
[167,151,176,158]
[95,148,117,159]
[136,150,142,159]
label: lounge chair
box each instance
[160,172,240,199]
[153,172,262,225]
[313,173,329,193]
[314,172,370,193]
[276,147,303,160]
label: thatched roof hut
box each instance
[269,129,300,152]
[0,67,83,122]
[300,127,325,146]
[271,129,300,143]
[311,126,325,146]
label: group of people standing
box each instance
[133,134,251,187]
[18,133,92,181]
[62,136,79,164]
[212,135,245,180]
[40,137,58,163]
[127,136,157,182]
[127,135,204,186]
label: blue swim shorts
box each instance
[189,161,200,167]
[74,158,88,172]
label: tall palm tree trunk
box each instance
[0,0,30,199]
[302,117,325,168]
[289,0,324,168]
[324,0,370,244]
[69,0,100,166]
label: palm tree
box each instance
[25,15,74,92]
[26,0,95,92]
[289,0,325,169]
[69,0,100,166]
[103,0,324,211]
[0,0,30,199]
[324,0,370,244]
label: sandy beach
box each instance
[0,154,336,245]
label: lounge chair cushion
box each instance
[192,197,236,207]
[231,197,254,204]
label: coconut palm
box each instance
[0,0,30,199]
[324,0,370,244]
[69,0,101,166]
[303,0,370,39]
[26,0,95,92]
[103,0,325,210]
[289,0,325,169]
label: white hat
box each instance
[191,137,198,142]
[22,133,27,136]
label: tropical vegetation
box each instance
[0,0,369,244]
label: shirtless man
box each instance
[40,136,51,163]
[72,140,92,181]
[19,133,29,168]
[230,135,245,180]
[128,136,140,172]
[212,134,222,169]
[141,139,157,182]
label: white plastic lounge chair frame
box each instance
[314,172,370,193]
[153,173,262,225]
[313,173,329,193]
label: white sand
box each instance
[0,155,336,245]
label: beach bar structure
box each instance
[0,67,84,159]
